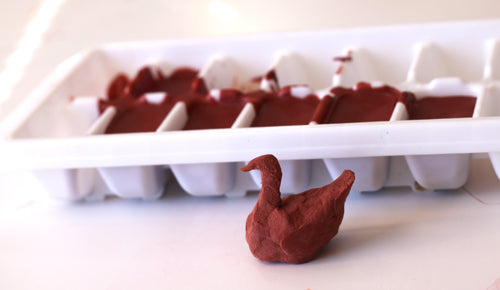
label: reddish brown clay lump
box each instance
[99,67,208,134]
[240,154,355,264]
[408,95,476,120]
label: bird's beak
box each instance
[240,162,255,172]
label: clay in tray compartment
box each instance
[127,66,208,99]
[182,90,248,130]
[312,82,414,124]
[250,87,320,127]
[99,95,177,133]
[99,67,208,133]
[408,96,476,120]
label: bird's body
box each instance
[241,154,355,264]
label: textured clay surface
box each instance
[241,154,355,264]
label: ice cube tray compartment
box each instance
[5,20,500,200]
[320,48,408,192]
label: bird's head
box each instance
[240,154,279,173]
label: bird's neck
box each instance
[256,171,282,211]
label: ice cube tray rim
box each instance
[3,116,500,170]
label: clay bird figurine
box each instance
[240,154,355,264]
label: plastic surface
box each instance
[3,20,500,199]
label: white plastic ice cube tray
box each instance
[3,20,500,200]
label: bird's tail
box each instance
[327,170,355,209]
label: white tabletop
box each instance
[2,1,500,289]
